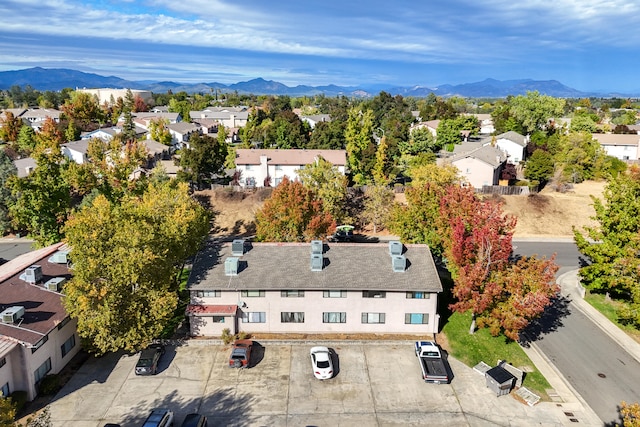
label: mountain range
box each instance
[0,67,633,98]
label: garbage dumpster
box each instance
[485,365,516,397]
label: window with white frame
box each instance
[323,312,346,323]
[196,290,221,297]
[245,165,253,171]
[1,382,8,398]
[406,292,430,299]
[61,335,76,358]
[211,316,225,323]
[242,312,266,323]
[275,165,282,170]
[361,313,386,324]
[405,313,429,324]
[241,290,265,297]
[34,358,51,383]
[281,290,305,297]
[281,312,305,323]
[362,290,386,298]
[323,290,346,298]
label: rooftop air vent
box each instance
[311,253,323,271]
[44,277,66,292]
[48,250,70,264]
[1,306,25,324]
[389,241,403,256]
[392,255,407,272]
[231,239,245,256]
[311,240,323,255]
[20,265,43,284]
[225,257,239,276]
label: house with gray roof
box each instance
[13,157,37,178]
[592,133,640,161]
[61,140,90,164]
[186,240,443,337]
[300,114,331,129]
[494,131,528,164]
[441,143,507,189]
[0,244,79,401]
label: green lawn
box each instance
[584,292,640,342]
[442,310,552,398]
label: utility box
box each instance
[485,366,516,397]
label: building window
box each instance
[406,292,430,299]
[211,316,225,323]
[61,335,76,358]
[323,312,346,323]
[281,290,305,297]
[405,313,429,324]
[242,312,266,323]
[0,357,5,368]
[241,290,265,297]
[245,165,253,171]
[57,317,71,330]
[34,358,52,384]
[323,290,346,298]
[1,382,8,398]
[281,312,305,323]
[362,291,386,298]
[195,290,221,297]
[275,165,282,170]
[361,313,386,324]
[31,335,48,354]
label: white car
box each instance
[310,346,333,380]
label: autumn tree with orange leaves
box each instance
[443,186,559,340]
[255,176,335,242]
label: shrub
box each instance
[221,328,234,344]
[10,390,27,413]
[236,331,251,340]
[38,374,61,395]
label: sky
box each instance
[1,0,639,93]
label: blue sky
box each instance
[1,0,639,92]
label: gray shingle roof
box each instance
[188,241,443,292]
[496,131,527,146]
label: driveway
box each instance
[49,341,597,426]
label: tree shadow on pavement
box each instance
[519,295,572,346]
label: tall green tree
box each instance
[345,107,375,184]
[61,91,102,130]
[121,89,137,142]
[508,91,566,134]
[148,118,173,145]
[362,185,395,234]
[177,133,228,188]
[297,156,348,223]
[524,149,554,184]
[255,177,335,242]
[9,143,71,246]
[63,180,210,354]
[0,149,17,234]
[16,125,37,156]
[0,393,16,427]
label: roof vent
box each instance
[311,240,323,255]
[48,250,70,264]
[1,306,25,324]
[44,277,66,292]
[392,255,407,272]
[225,257,239,276]
[311,253,323,271]
[20,265,43,284]
[231,239,245,256]
[389,241,403,256]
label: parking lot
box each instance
[49,341,594,426]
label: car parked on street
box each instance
[310,346,334,379]
[141,408,174,427]
[135,343,165,375]
[180,413,207,427]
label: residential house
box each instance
[186,240,443,337]
[80,127,120,142]
[592,133,640,161]
[21,109,61,124]
[61,140,90,164]
[13,158,37,178]
[139,139,171,168]
[300,114,331,129]
[493,131,528,164]
[167,122,200,149]
[189,108,249,129]
[410,120,440,138]
[0,244,79,401]
[442,143,507,189]
[234,149,347,187]
[469,114,495,134]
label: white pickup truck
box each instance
[414,341,450,384]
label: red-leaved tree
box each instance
[255,176,335,242]
[443,185,559,339]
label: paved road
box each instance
[514,240,640,425]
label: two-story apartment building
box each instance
[186,240,443,337]
[0,244,79,401]
[234,149,347,187]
